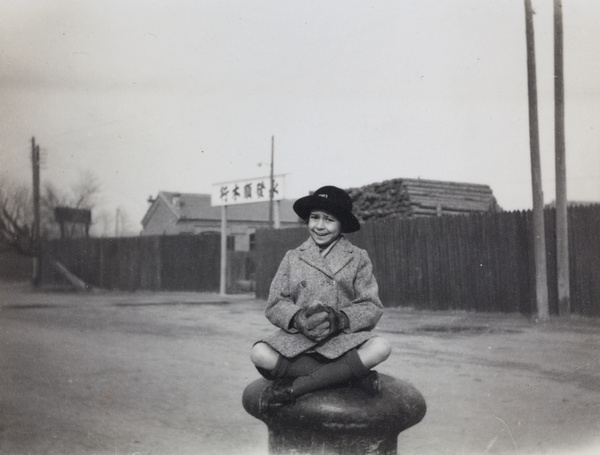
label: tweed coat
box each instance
[261,236,384,359]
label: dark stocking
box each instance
[290,349,369,397]
[256,353,327,380]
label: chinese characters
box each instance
[214,176,282,206]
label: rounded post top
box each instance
[243,373,426,437]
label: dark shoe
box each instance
[259,382,295,413]
[355,371,381,396]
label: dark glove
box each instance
[321,306,349,337]
[293,303,349,341]
[293,303,330,341]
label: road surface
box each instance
[1,282,599,454]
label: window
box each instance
[227,235,235,251]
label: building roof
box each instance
[347,178,499,220]
[142,191,300,226]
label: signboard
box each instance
[54,207,92,224]
[211,175,285,206]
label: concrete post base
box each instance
[242,373,426,455]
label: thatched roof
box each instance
[347,178,499,221]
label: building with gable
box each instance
[141,191,301,251]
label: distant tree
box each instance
[94,209,114,237]
[0,171,102,254]
[42,171,101,239]
[0,180,34,255]
[93,207,137,238]
[115,207,135,237]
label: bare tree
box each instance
[71,170,101,209]
[42,171,101,239]
[94,209,114,237]
[0,180,35,255]
[0,171,102,253]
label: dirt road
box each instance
[1,282,599,454]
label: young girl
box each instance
[251,185,391,412]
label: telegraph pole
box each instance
[220,205,227,295]
[554,0,570,315]
[31,137,41,286]
[524,0,549,321]
[115,208,120,237]
[269,135,274,229]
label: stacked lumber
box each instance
[347,178,499,221]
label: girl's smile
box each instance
[308,210,342,248]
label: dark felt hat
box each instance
[293,186,361,233]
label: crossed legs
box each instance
[251,337,391,408]
[251,337,391,373]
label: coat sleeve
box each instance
[340,249,384,333]
[264,251,301,332]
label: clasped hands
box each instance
[292,301,349,342]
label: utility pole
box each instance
[524,0,549,321]
[220,205,227,295]
[269,135,274,229]
[554,0,570,315]
[31,137,41,287]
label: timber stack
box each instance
[346,178,499,222]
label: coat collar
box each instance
[297,236,355,278]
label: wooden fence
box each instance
[255,205,600,317]
[41,233,258,293]
[0,249,32,281]
[41,234,222,292]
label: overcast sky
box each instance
[1,0,599,234]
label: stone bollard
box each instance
[242,374,426,455]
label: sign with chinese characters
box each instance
[211,175,285,206]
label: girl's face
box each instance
[308,210,342,248]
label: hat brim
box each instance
[293,195,361,233]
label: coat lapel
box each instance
[298,238,333,278]
[297,237,355,278]
[325,237,355,276]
